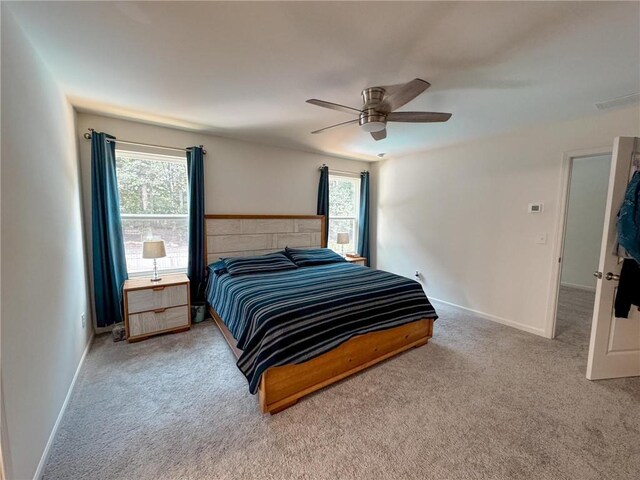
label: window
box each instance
[328,175,360,254]
[115,150,189,276]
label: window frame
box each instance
[328,173,361,254]
[115,148,189,278]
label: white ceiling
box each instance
[6,1,640,161]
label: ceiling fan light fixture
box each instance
[359,110,386,132]
[360,121,386,133]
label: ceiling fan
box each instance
[306,78,452,141]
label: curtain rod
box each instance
[83,129,207,155]
[319,165,368,175]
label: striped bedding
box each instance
[206,262,438,393]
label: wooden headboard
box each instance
[204,214,326,265]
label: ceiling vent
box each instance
[595,93,640,111]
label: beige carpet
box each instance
[555,285,596,348]
[42,300,640,480]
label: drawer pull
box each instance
[153,308,167,314]
[152,286,165,291]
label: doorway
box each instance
[555,153,612,342]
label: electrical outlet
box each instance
[415,271,422,281]
[81,313,86,328]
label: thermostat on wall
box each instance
[528,203,544,213]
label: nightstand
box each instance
[123,273,191,342]
[345,256,367,266]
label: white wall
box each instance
[560,155,612,290]
[1,9,93,480]
[375,106,639,337]
[75,113,369,329]
[77,113,369,215]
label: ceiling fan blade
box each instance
[311,119,359,134]
[371,128,387,141]
[306,99,362,115]
[381,78,431,112]
[386,112,452,123]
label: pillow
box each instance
[208,260,228,276]
[222,252,298,276]
[285,247,347,267]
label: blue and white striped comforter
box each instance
[206,262,437,393]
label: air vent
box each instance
[595,93,640,111]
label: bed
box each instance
[205,214,437,413]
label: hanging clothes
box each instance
[614,259,640,318]
[616,170,640,263]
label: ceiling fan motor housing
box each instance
[361,87,386,107]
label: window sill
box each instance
[127,268,187,278]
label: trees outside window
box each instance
[115,150,188,275]
[328,175,360,254]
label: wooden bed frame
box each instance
[204,214,434,414]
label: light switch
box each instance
[535,233,547,244]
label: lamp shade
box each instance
[336,232,350,245]
[142,239,166,259]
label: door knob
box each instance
[605,272,620,281]
[593,271,603,279]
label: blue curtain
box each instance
[317,165,329,246]
[91,132,128,328]
[187,146,205,300]
[358,171,370,266]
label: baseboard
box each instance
[560,282,596,292]
[32,333,94,480]
[430,297,547,337]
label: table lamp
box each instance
[142,239,166,282]
[336,232,350,256]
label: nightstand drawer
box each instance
[128,305,189,338]
[127,284,187,314]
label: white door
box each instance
[587,136,640,380]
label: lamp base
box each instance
[150,258,161,282]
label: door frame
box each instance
[545,145,613,339]
[0,379,8,480]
